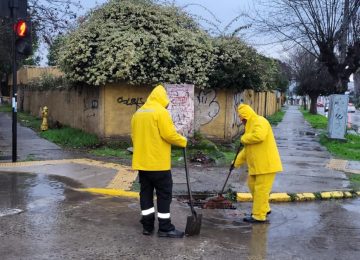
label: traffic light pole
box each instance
[11,1,18,162]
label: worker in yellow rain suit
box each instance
[234,104,283,223]
[131,84,187,238]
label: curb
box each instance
[74,188,360,203]
[237,191,360,202]
[75,188,139,199]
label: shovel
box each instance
[183,148,202,236]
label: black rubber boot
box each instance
[243,216,269,224]
[140,213,155,235]
[158,229,184,238]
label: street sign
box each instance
[0,0,27,18]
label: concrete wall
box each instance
[21,86,103,136]
[103,83,149,138]
[193,89,281,141]
[15,67,283,141]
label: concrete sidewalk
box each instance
[0,106,359,202]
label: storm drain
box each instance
[176,193,236,209]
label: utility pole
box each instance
[2,0,30,162]
[11,0,18,162]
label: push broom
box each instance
[203,144,243,209]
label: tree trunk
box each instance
[354,69,360,97]
[309,95,318,114]
[302,96,307,110]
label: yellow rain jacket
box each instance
[234,104,282,175]
[131,85,187,171]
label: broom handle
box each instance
[183,148,196,216]
[219,143,243,195]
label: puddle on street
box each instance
[203,208,251,231]
[342,199,360,214]
[298,131,316,136]
[0,172,83,217]
[176,194,252,231]
[0,208,23,217]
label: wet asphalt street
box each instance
[1,172,360,260]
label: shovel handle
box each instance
[183,148,196,216]
[219,134,244,195]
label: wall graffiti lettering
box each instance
[195,90,220,126]
[117,96,145,109]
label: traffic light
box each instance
[14,19,32,56]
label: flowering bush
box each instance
[58,0,215,88]
[57,0,288,91]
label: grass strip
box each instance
[300,108,328,129]
[266,109,285,126]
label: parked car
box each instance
[325,103,329,112]
[348,103,356,113]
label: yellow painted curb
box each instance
[320,192,332,199]
[320,191,345,199]
[236,193,253,202]
[269,193,291,202]
[343,191,353,198]
[75,188,139,199]
[296,193,316,201]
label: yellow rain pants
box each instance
[247,172,276,221]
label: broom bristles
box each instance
[203,195,234,209]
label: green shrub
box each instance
[300,108,327,129]
[40,127,99,148]
[266,109,285,126]
[320,134,360,161]
[189,131,219,151]
[27,73,73,91]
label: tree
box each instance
[248,0,360,94]
[0,0,81,75]
[0,18,13,74]
[276,60,292,93]
[58,0,216,87]
[291,49,334,114]
[28,0,81,45]
[208,37,263,91]
[47,35,65,66]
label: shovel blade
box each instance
[185,214,202,236]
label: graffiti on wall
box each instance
[117,96,145,110]
[195,90,220,126]
[165,84,194,137]
[232,92,244,132]
[328,95,348,139]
